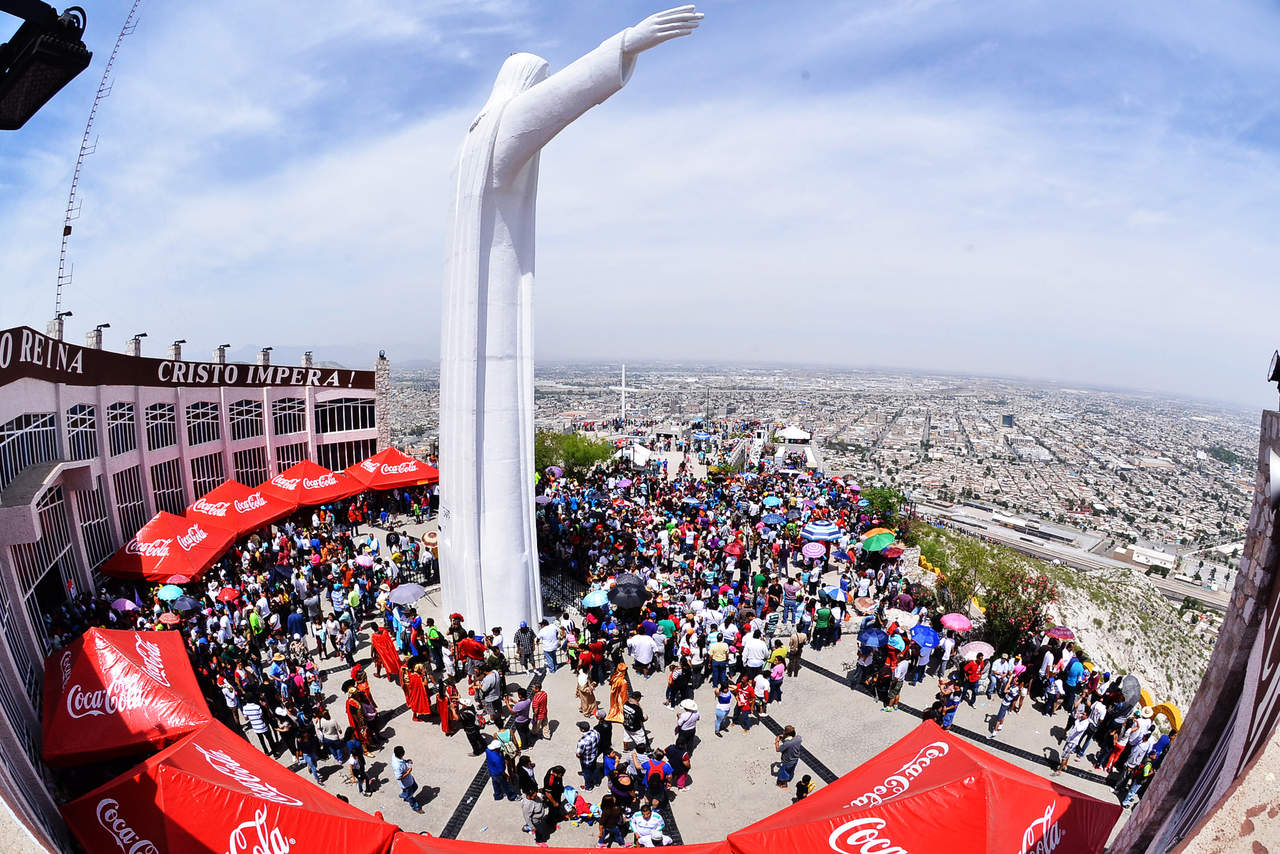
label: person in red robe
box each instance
[439,675,459,735]
[370,626,403,681]
[402,664,433,721]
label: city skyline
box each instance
[4,1,1279,410]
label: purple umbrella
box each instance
[616,478,633,488]
[892,593,914,610]
[801,541,826,559]
[547,465,563,477]
[356,554,374,567]
[535,495,553,505]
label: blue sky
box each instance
[3,0,1279,409]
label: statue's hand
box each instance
[623,5,703,56]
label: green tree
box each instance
[861,486,903,521]
[534,431,615,481]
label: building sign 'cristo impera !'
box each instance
[0,326,374,389]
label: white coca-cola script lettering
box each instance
[176,523,208,551]
[379,462,417,475]
[849,741,949,808]
[125,538,171,558]
[59,650,73,690]
[67,678,148,719]
[829,817,910,854]
[271,476,299,490]
[133,636,172,687]
[193,498,231,517]
[235,492,267,513]
[1019,802,1065,854]
[194,744,304,806]
[226,807,296,854]
[96,798,159,854]
[301,474,336,489]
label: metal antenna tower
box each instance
[55,0,144,315]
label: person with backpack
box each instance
[634,748,673,805]
[623,691,650,750]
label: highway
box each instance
[915,501,1230,612]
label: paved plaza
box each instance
[254,525,1129,848]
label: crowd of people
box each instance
[47,442,1173,845]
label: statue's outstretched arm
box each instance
[492,6,702,187]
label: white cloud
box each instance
[2,0,1277,411]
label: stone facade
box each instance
[375,352,391,451]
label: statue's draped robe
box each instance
[439,33,636,632]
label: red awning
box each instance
[391,835,735,854]
[259,460,362,506]
[99,511,236,583]
[62,720,397,854]
[345,447,439,490]
[187,479,297,537]
[41,628,212,766]
[727,721,1121,854]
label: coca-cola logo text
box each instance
[235,492,267,513]
[1019,802,1065,854]
[134,636,172,688]
[125,538,171,558]
[849,741,949,808]
[226,807,296,854]
[59,650,73,690]
[67,677,148,719]
[380,462,418,475]
[95,798,158,854]
[193,498,231,517]
[193,744,303,806]
[271,476,299,490]
[829,817,909,854]
[301,474,336,489]
[176,524,209,551]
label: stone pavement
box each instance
[251,552,1133,848]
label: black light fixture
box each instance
[94,322,109,331]
[1269,350,1280,392]
[0,2,91,130]
[55,308,72,319]
[172,338,186,346]
[132,332,146,341]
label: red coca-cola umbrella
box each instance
[62,721,397,854]
[345,446,439,490]
[259,460,361,507]
[187,479,297,538]
[727,721,1120,854]
[100,512,236,584]
[41,628,212,766]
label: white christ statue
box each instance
[438,7,702,632]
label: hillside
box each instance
[901,528,1212,711]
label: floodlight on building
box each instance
[55,309,71,319]
[172,339,186,346]
[0,2,92,130]
[1268,350,1279,391]
[94,322,109,331]
[132,332,146,340]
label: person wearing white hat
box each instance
[675,699,699,751]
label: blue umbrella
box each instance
[858,628,888,648]
[762,496,782,508]
[762,513,785,525]
[801,520,842,542]
[833,550,853,562]
[157,584,184,602]
[582,589,610,608]
[682,497,703,508]
[887,633,906,651]
[910,624,940,649]
[820,585,850,603]
[858,498,870,507]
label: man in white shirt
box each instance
[537,619,562,673]
[741,630,769,679]
[627,630,658,677]
[987,654,1013,698]
[630,803,671,846]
